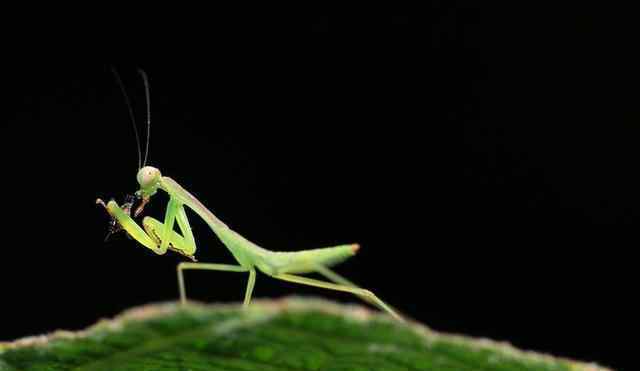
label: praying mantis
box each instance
[97,69,402,321]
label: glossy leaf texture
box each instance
[0,297,609,371]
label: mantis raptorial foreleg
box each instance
[97,199,163,253]
[175,204,196,255]
[177,263,255,306]
[270,272,402,321]
[159,197,180,253]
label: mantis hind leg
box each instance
[270,272,403,321]
[177,263,255,307]
[313,265,400,313]
[314,265,359,287]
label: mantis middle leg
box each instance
[150,204,258,307]
[270,272,403,321]
[177,263,256,307]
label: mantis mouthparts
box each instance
[134,197,150,218]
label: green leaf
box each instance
[0,297,609,371]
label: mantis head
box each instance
[134,166,161,216]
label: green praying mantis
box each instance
[97,69,402,321]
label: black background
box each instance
[1,11,630,369]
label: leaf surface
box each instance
[0,297,609,371]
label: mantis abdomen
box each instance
[257,244,360,275]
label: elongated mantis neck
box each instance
[158,176,262,268]
[159,177,229,231]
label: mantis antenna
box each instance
[111,67,143,171]
[137,69,151,167]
